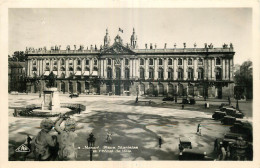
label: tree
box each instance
[9,51,27,62]
[234,60,253,99]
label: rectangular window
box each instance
[168,59,172,65]
[149,59,153,65]
[188,59,192,65]
[159,59,163,65]
[94,60,97,65]
[178,59,182,65]
[85,60,89,65]
[125,59,129,65]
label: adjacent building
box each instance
[25,28,235,98]
[8,61,26,92]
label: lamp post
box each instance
[87,133,96,161]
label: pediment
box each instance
[101,43,135,55]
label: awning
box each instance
[92,71,98,76]
[83,71,90,76]
[53,71,57,75]
[75,71,82,76]
[44,71,50,76]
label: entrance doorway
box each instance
[217,86,222,99]
[115,83,121,95]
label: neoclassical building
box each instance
[25,28,235,98]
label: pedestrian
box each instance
[182,104,184,109]
[55,115,77,161]
[197,123,202,136]
[135,96,138,103]
[204,102,207,109]
[228,96,231,105]
[158,136,162,148]
[175,95,177,103]
[33,118,57,161]
[88,132,96,147]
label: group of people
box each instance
[32,114,77,161]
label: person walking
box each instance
[158,136,162,148]
[197,123,202,136]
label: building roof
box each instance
[9,62,25,68]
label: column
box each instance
[227,59,230,80]
[225,59,228,80]
[183,58,187,80]
[50,59,53,72]
[164,58,167,80]
[174,58,177,80]
[81,58,85,75]
[30,59,33,77]
[194,58,198,80]
[208,59,212,80]
[80,81,85,93]
[56,81,61,91]
[72,81,77,93]
[64,81,69,93]
[204,58,207,80]
[65,58,69,77]
[129,59,132,78]
[154,58,158,79]
[121,58,124,79]
[37,59,40,76]
[100,59,103,77]
[222,58,225,80]
[89,58,93,75]
[133,58,136,78]
[212,58,215,80]
[104,58,107,78]
[112,59,115,79]
[145,58,149,79]
[230,58,234,80]
[135,58,139,79]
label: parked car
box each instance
[221,116,236,125]
[212,111,226,120]
[179,137,192,151]
[179,149,213,160]
[189,98,196,105]
[182,98,189,104]
[162,97,174,101]
[69,93,79,98]
[230,120,252,142]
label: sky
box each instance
[8,8,252,64]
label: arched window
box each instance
[198,58,203,65]
[188,68,194,79]
[140,68,145,79]
[94,59,98,65]
[45,66,50,71]
[108,59,112,65]
[107,67,112,79]
[158,68,164,79]
[116,68,121,79]
[85,66,90,71]
[77,66,81,71]
[148,83,154,95]
[159,59,163,65]
[32,67,37,71]
[53,60,57,65]
[168,59,172,65]
[198,68,204,79]
[140,59,144,65]
[125,59,129,65]
[60,66,65,71]
[53,66,58,71]
[188,58,192,65]
[85,59,89,65]
[215,67,222,80]
[69,59,73,66]
[158,84,164,95]
[61,59,65,65]
[69,67,73,71]
[178,68,183,79]
[149,68,154,79]
[216,58,221,65]
[125,68,130,79]
[33,60,37,65]
[178,58,182,65]
[93,67,98,71]
[149,59,153,65]
[168,68,173,79]
[77,59,81,65]
[46,60,50,66]
[60,72,65,79]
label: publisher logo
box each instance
[15,144,30,153]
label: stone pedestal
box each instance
[42,87,60,111]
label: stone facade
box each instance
[25,29,235,98]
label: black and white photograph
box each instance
[1,1,259,167]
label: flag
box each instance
[119,28,123,33]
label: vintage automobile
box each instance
[178,137,192,151]
[230,120,252,142]
[69,93,79,98]
[162,97,174,101]
[189,98,196,105]
[225,108,244,118]
[179,149,213,160]
[182,98,189,104]
[221,116,236,125]
[212,110,226,120]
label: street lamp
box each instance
[87,132,96,161]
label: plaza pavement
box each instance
[8,94,252,161]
